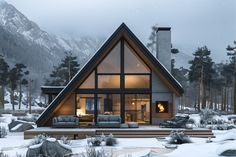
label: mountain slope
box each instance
[0,0,104,92]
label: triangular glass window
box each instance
[124,42,150,73]
[97,42,120,73]
[79,71,95,89]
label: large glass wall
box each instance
[98,75,120,88]
[125,75,150,88]
[79,71,95,89]
[76,94,95,123]
[97,94,120,115]
[124,42,150,73]
[125,94,150,124]
[124,42,151,89]
[77,39,152,124]
[97,42,120,73]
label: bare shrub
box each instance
[105,134,117,146]
[29,133,49,146]
[60,136,72,145]
[168,130,192,144]
[84,146,114,157]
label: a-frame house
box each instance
[37,23,183,127]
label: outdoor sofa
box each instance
[97,114,121,128]
[52,115,79,128]
[159,115,190,128]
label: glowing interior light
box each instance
[158,103,165,112]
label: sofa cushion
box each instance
[63,117,69,122]
[98,115,109,122]
[55,122,76,125]
[109,116,120,122]
[57,117,63,122]
[69,117,75,122]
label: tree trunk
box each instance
[68,59,71,81]
[202,84,206,109]
[198,82,201,111]
[224,87,227,112]
[234,60,236,113]
[214,89,217,110]
[0,85,4,111]
[231,87,233,112]
[200,66,204,109]
[220,88,223,110]
[18,80,22,110]
[209,86,213,109]
[226,87,230,112]
[10,91,15,111]
[29,79,32,114]
[26,84,29,108]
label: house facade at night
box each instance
[36,23,183,127]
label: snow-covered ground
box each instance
[1,114,236,157]
[1,130,236,157]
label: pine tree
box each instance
[189,46,215,110]
[226,41,236,113]
[172,66,189,109]
[0,54,9,110]
[46,51,80,86]
[8,63,29,110]
[147,25,158,55]
[14,63,29,109]
[9,67,18,110]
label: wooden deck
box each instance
[24,126,215,139]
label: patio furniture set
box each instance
[52,114,139,128]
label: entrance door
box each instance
[125,94,150,124]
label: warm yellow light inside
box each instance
[76,109,85,116]
[158,103,165,112]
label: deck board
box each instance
[24,126,215,139]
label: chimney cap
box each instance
[157,27,171,32]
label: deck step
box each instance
[24,127,215,139]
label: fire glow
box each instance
[157,103,165,112]
[156,101,168,113]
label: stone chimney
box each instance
[156,27,171,72]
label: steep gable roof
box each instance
[36,23,183,126]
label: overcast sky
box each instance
[6,0,236,63]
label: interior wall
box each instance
[44,93,76,126]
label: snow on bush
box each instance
[58,140,72,150]
[105,134,117,146]
[187,114,201,127]
[82,146,114,157]
[86,133,118,147]
[29,142,43,149]
[200,109,218,124]
[60,136,72,145]
[29,133,50,146]
[90,136,102,146]
[168,130,192,144]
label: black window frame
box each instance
[76,38,152,124]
